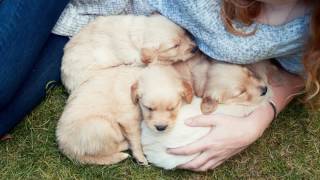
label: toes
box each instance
[134,154,148,166]
[138,159,149,166]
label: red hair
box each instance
[221,0,320,108]
[221,0,261,36]
[302,1,320,108]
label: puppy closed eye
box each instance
[144,105,155,111]
[232,89,246,97]
[173,44,180,48]
[160,44,180,53]
[166,44,180,51]
[166,102,180,111]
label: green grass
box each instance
[1,86,319,179]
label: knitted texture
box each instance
[53,0,310,74]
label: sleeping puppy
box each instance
[200,61,270,114]
[131,64,193,133]
[56,64,193,165]
[57,66,145,165]
[171,52,211,97]
[141,59,278,169]
[200,59,286,114]
[61,14,197,92]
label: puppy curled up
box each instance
[61,14,197,92]
[141,55,281,169]
[56,64,193,165]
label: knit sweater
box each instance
[52,0,310,74]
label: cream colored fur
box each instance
[58,14,197,165]
[141,58,277,169]
[132,64,193,133]
[57,66,146,165]
[61,15,196,92]
[57,64,193,165]
[141,96,264,169]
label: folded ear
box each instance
[131,82,139,104]
[141,48,156,64]
[200,96,218,115]
[181,80,193,104]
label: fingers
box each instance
[184,147,247,172]
[209,159,225,170]
[178,151,212,169]
[186,113,240,127]
[198,147,247,171]
[167,135,211,155]
[190,156,226,172]
[185,114,222,127]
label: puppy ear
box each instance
[181,80,193,104]
[141,48,156,64]
[131,82,139,104]
[200,96,218,115]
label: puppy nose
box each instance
[155,125,168,131]
[191,46,198,53]
[260,86,268,96]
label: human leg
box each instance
[0,0,69,108]
[0,34,69,137]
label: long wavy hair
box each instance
[221,0,320,108]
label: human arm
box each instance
[167,70,304,171]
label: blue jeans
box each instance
[0,0,69,136]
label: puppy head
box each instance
[201,63,269,114]
[141,15,197,64]
[131,65,193,133]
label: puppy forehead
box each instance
[139,65,181,88]
[213,65,260,85]
[142,90,180,106]
[138,64,183,105]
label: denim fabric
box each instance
[0,0,69,136]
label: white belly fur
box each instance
[141,97,260,169]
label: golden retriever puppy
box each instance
[200,61,272,114]
[61,14,197,92]
[57,66,145,165]
[141,60,278,169]
[131,64,193,133]
[56,64,193,165]
[172,52,211,97]
[141,96,209,169]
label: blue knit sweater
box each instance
[53,0,310,74]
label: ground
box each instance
[0,86,319,179]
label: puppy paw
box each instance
[137,158,149,166]
[134,153,148,166]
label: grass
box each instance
[1,86,319,179]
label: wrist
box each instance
[247,102,276,136]
[268,99,278,121]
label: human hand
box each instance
[168,104,274,171]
